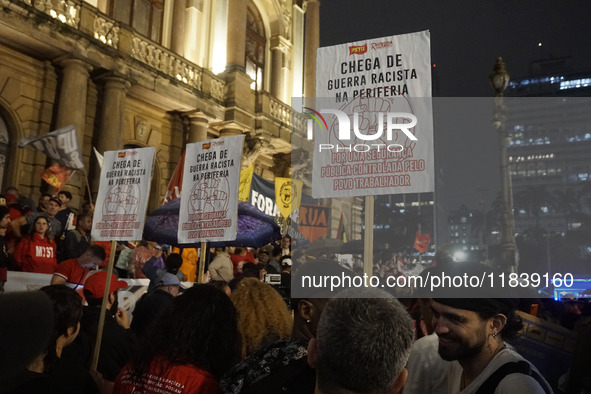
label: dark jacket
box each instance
[64,305,137,382]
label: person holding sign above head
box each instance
[13,215,58,274]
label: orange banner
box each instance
[40,163,74,192]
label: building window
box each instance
[0,115,9,190]
[245,3,265,91]
[110,0,163,42]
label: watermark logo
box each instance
[303,107,417,153]
[303,107,328,132]
[349,44,367,55]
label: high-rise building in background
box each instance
[506,57,591,235]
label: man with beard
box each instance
[431,298,552,393]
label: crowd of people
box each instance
[0,186,590,393]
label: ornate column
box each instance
[55,58,91,147]
[186,112,209,143]
[219,123,244,137]
[91,73,131,193]
[303,0,320,98]
[270,36,287,100]
[226,0,247,68]
[54,57,92,205]
[170,0,187,56]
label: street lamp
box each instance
[490,57,518,274]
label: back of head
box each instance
[0,291,54,378]
[58,191,72,200]
[133,284,240,380]
[240,262,261,278]
[165,253,183,274]
[315,288,414,394]
[39,285,83,367]
[230,278,292,356]
[272,245,283,259]
[86,244,106,261]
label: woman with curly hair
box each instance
[230,277,292,358]
[113,285,241,393]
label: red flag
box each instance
[40,163,74,192]
[414,230,431,253]
[163,151,185,204]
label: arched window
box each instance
[109,0,163,42]
[245,4,265,91]
[0,115,10,191]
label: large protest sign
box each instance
[18,124,85,170]
[91,147,155,241]
[311,30,434,198]
[178,135,244,243]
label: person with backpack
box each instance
[431,297,553,393]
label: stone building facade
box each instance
[0,0,322,214]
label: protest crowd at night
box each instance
[0,183,589,394]
[1,0,591,392]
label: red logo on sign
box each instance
[349,44,367,55]
[202,143,211,149]
[118,152,126,158]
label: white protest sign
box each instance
[92,147,155,241]
[312,30,434,198]
[178,135,244,243]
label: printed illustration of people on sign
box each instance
[103,184,140,215]
[92,147,155,241]
[188,177,229,214]
[178,135,245,244]
[324,96,417,157]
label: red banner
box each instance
[163,151,185,204]
[40,163,74,191]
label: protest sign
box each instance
[178,135,244,243]
[91,147,155,241]
[312,30,434,198]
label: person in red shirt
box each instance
[113,285,241,394]
[51,245,106,289]
[13,215,57,274]
[230,247,255,276]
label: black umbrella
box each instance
[306,238,344,257]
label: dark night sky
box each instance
[319,0,591,97]
[318,0,591,233]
